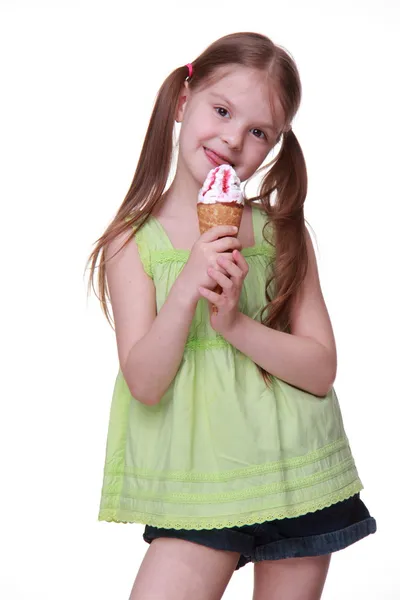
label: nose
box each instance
[220,124,243,151]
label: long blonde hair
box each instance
[86,32,309,384]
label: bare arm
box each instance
[123,281,199,405]
[223,315,335,396]
[105,231,197,406]
[215,229,337,397]
[106,225,241,405]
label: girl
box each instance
[87,32,376,600]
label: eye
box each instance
[215,106,230,118]
[251,128,267,140]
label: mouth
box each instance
[203,147,235,168]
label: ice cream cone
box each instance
[197,203,243,235]
[197,165,244,305]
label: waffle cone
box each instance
[197,202,243,304]
[197,202,243,234]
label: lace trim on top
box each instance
[140,245,275,279]
[151,245,274,262]
[127,208,275,278]
[104,456,356,505]
[185,336,228,351]
[133,246,275,279]
[99,481,364,529]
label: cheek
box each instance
[178,120,195,155]
[183,110,216,145]
[197,115,217,139]
[241,144,271,179]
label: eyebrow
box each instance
[210,93,279,134]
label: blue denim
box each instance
[143,494,376,570]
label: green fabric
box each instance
[98,206,363,529]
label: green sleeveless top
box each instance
[98,206,363,529]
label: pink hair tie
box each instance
[186,63,193,79]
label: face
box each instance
[176,66,286,188]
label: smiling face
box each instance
[175,66,287,189]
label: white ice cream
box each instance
[198,165,244,205]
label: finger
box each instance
[215,252,240,268]
[200,226,238,242]
[233,250,249,274]
[216,256,243,279]
[207,267,233,290]
[212,236,242,254]
[213,253,236,278]
[219,251,237,260]
[198,286,224,305]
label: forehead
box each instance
[198,66,285,129]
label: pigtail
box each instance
[253,129,308,384]
[86,66,189,325]
[125,66,189,212]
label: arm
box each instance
[105,231,197,406]
[124,280,197,406]
[223,314,336,397]
[201,229,337,397]
[106,225,241,405]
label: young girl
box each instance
[88,32,376,600]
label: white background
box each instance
[1,0,398,598]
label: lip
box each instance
[204,147,234,168]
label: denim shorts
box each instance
[143,494,376,570]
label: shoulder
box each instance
[106,219,154,278]
[105,225,143,276]
[290,225,323,314]
[290,225,337,376]
[105,225,156,370]
[302,226,319,281]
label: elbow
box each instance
[314,382,333,398]
[122,370,162,406]
[141,397,161,406]
[315,359,337,398]
[121,358,162,406]
[128,382,161,406]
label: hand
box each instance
[198,249,249,335]
[178,226,241,303]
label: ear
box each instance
[175,81,190,123]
